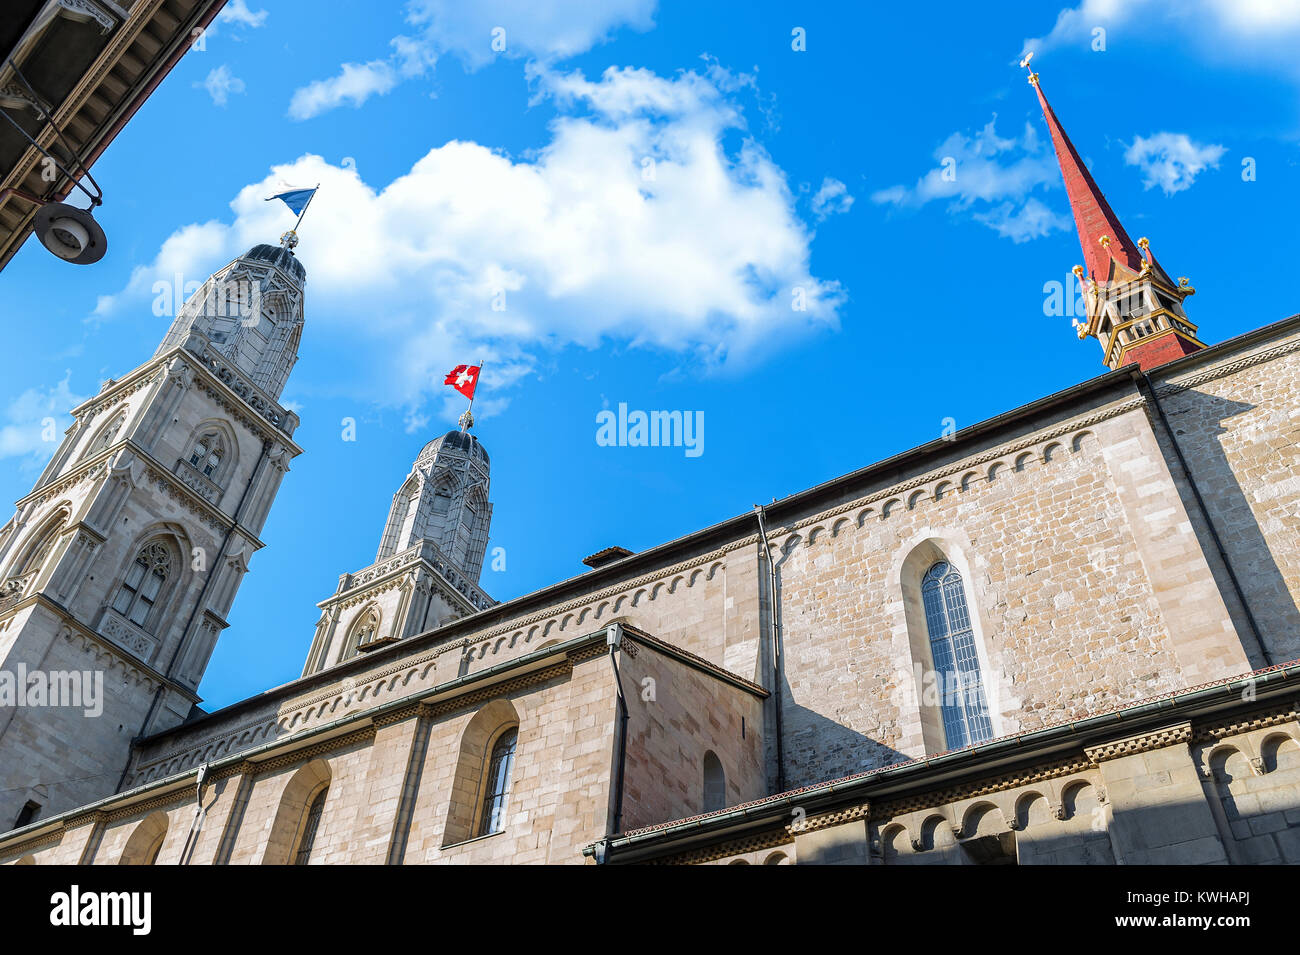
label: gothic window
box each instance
[187,433,224,479]
[342,606,380,661]
[293,786,328,865]
[477,727,518,837]
[86,411,126,457]
[112,543,172,629]
[703,751,726,813]
[119,811,168,865]
[5,516,64,594]
[921,561,993,750]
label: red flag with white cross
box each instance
[444,364,480,400]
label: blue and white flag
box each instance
[266,187,317,216]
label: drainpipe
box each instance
[754,505,786,794]
[1137,372,1271,666]
[605,623,630,842]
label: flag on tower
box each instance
[444,364,481,400]
[265,187,318,216]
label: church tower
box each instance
[302,426,494,675]
[0,241,306,827]
[1027,59,1208,370]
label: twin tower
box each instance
[0,242,493,828]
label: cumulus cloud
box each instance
[872,115,1069,241]
[96,65,843,426]
[1124,132,1226,195]
[288,61,400,120]
[217,0,268,29]
[0,372,88,466]
[810,177,854,221]
[289,0,657,119]
[196,65,246,107]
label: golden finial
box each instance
[1137,237,1152,274]
[1019,52,1039,86]
[1071,264,1084,281]
[1098,234,1111,249]
[1137,237,1149,251]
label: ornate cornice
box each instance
[1085,722,1193,763]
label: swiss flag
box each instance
[444,364,480,400]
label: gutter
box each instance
[753,505,785,793]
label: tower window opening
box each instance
[921,561,993,749]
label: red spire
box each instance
[1031,78,1144,283]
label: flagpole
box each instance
[450,360,484,577]
[292,183,321,233]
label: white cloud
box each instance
[196,65,246,107]
[872,115,1070,241]
[97,66,843,425]
[288,61,400,120]
[0,372,88,466]
[217,0,268,29]
[1022,0,1300,69]
[290,0,657,119]
[810,177,854,221]
[1124,132,1226,195]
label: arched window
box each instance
[294,786,329,865]
[341,606,380,661]
[922,561,993,749]
[703,750,726,813]
[86,411,126,457]
[187,432,224,478]
[112,542,172,629]
[4,515,65,597]
[477,728,517,837]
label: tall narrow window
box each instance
[112,543,171,629]
[294,786,328,865]
[703,751,726,813]
[477,728,517,837]
[921,561,993,749]
[13,800,40,829]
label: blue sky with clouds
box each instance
[3,0,1299,709]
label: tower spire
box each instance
[1023,55,1206,370]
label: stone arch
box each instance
[261,758,332,865]
[959,471,979,492]
[906,489,926,510]
[831,517,850,538]
[806,525,826,545]
[1013,452,1033,472]
[119,810,169,865]
[880,823,909,862]
[855,507,874,527]
[1042,441,1063,463]
[1071,430,1095,453]
[1015,791,1051,830]
[339,602,382,661]
[763,850,790,865]
[933,481,952,501]
[987,462,1003,482]
[958,800,1003,839]
[1261,732,1300,774]
[443,699,521,846]
[881,498,901,519]
[84,407,129,458]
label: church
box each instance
[1,68,1299,866]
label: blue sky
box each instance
[3,0,1299,710]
